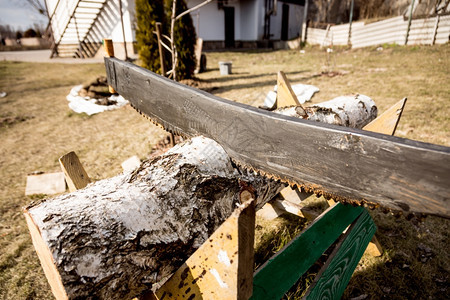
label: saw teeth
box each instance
[130,105,400,217]
[230,157,399,216]
[130,102,190,139]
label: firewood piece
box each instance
[59,151,91,192]
[25,137,282,300]
[279,186,313,205]
[25,172,66,196]
[258,186,318,221]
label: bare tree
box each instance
[161,0,212,81]
[22,0,47,17]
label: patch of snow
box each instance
[264,83,319,108]
[66,85,128,115]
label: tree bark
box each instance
[24,137,283,300]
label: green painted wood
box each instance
[304,209,376,300]
[251,203,363,299]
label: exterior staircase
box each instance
[49,0,108,58]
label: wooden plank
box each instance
[257,199,318,221]
[23,211,69,300]
[327,199,382,257]
[363,98,407,135]
[364,235,383,257]
[258,186,314,220]
[153,194,255,300]
[104,57,450,218]
[25,172,66,195]
[276,71,306,116]
[194,38,203,74]
[59,151,91,192]
[121,155,141,172]
[304,210,377,299]
[103,39,116,93]
[155,22,166,77]
[256,200,284,220]
[357,99,407,255]
[251,203,363,299]
[280,186,314,205]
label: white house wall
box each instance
[188,0,302,42]
[288,4,303,40]
[110,0,135,42]
[234,2,242,40]
[188,0,225,40]
[269,2,303,40]
[240,0,260,40]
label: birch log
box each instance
[24,137,283,300]
[25,95,378,300]
[276,94,377,129]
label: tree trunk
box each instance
[24,137,283,300]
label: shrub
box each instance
[23,28,37,38]
[136,0,197,80]
[135,0,165,73]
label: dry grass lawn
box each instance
[0,44,449,299]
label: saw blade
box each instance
[105,57,450,218]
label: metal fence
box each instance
[307,15,450,48]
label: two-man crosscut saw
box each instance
[105,57,450,218]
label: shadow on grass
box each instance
[209,72,321,94]
[341,211,450,300]
[207,70,310,83]
[342,261,449,300]
[254,204,449,299]
[204,48,276,54]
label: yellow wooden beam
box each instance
[150,193,255,300]
[363,98,407,135]
[103,38,116,94]
[276,71,306,117]
[59,151,91,192]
